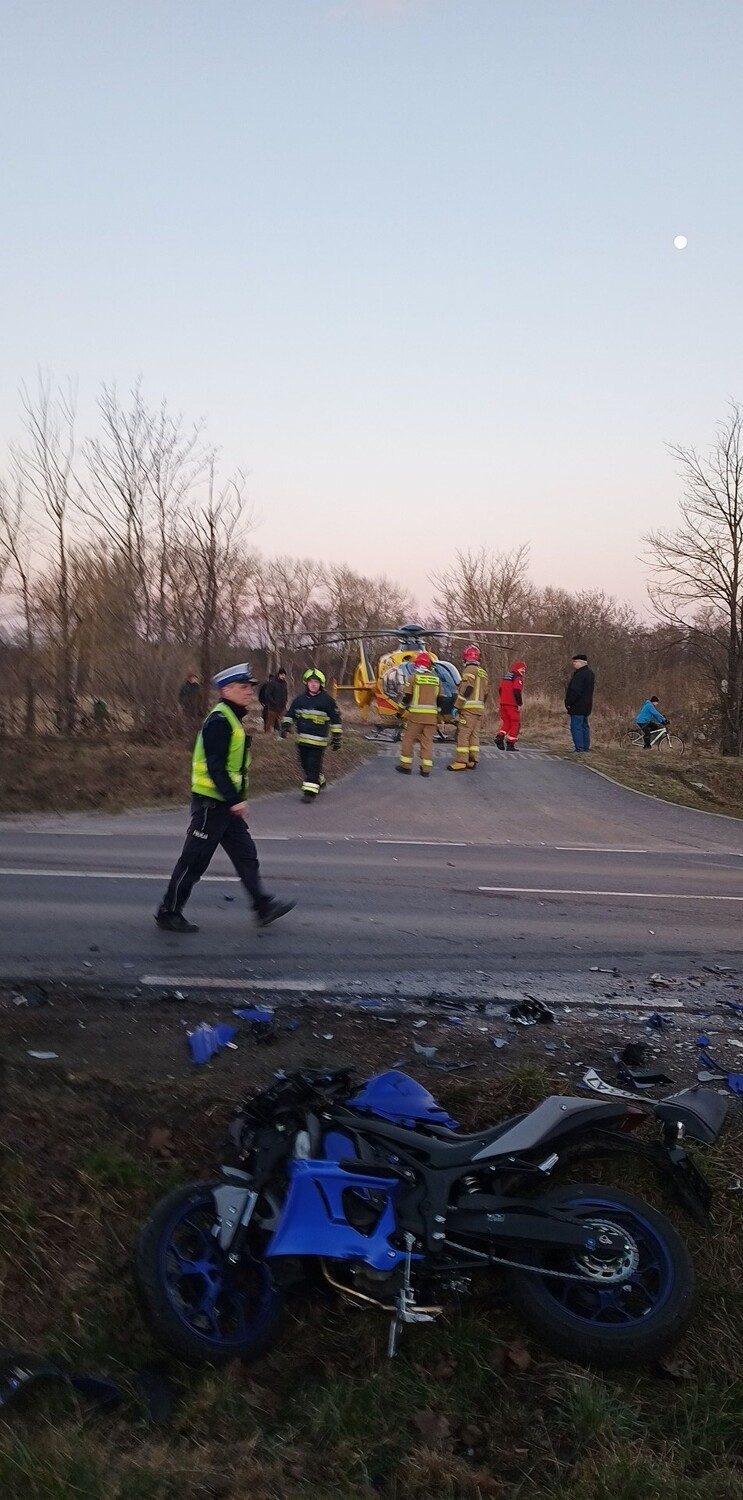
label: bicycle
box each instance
[621,722,685,754]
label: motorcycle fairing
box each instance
[266,1159,407,1268]
[346,1070,459,1130]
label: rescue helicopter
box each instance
[302,623,562,741]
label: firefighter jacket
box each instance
[499,668,524,709]
[282,690,342,747]
[401,670,441,723]
[455,664,488,715]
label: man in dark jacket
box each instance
[282,668,342,801]
[565,653,595,752]
[178,672,201,726]
[259,669,289,733]
[155,663,295,932]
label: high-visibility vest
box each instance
[191,702,250,800]
[456,665,488,714]
[405,671,440,721]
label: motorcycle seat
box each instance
[654,1087,728,1144]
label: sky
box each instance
[1,0,742,613]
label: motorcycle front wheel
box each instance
[506,1184,694,1369]
[135,1182,284,1366]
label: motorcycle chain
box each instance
[444,1239,638,1285]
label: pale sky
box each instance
[2,0,742,611]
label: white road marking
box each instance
[140,975,327,992]
[554,846,648,854]
[376,839,469,847]
[0,867,235,881]
[479,885,743,902]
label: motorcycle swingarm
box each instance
[449,1197,619,1252]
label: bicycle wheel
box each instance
[621,729,644,749]
[658,732,685,754]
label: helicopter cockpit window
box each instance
[433,661,461,697]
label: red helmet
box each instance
[462,644,480,664]
[512,660,526,673]
[414,651,433,669]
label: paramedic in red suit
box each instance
[495,661,526,752]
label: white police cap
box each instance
[213,663,257,688]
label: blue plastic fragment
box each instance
[187,1022,237,1064]
[723,1001,743,1017]
[232,1007,275,1023]
[284,1019,301,1032]
[646,1013,672,1030]
[355,999,381,1008]
[727,1074,743,1095]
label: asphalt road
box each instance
[1,745,743,1000]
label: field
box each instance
[0,727,374,817]
[0,999,741,1500]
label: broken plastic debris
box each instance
[509,998,554,1026]
[413,1040,438,1060]
[233,1007,275,1024]
[645,1012,673,1031]
[649,973,675,988]
[491,1038,508,1049]
[187,1022,237,1065]
[580,1068,646,1101]
[27,1051,59,1061]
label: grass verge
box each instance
[0,730,375,816]
[0,1064,741,1499]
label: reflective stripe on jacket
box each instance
[283,689,342,747]
[456,665,488,714]
[403,671,440,721]
[192,702,249,801]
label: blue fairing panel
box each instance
[347,1070,459,1131]
[266,1160,405,1268]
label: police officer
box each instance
[449,644,488,770]
[397,652,441,776]
[282,668,342,802]
[155,664,295,932]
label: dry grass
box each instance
[0,730,374,817]
[0,1062,741,1500]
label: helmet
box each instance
[512,660,526,673]
[303,667,326,687]
[462,645,480,664]
[414,651,433,670]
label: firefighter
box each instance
[155,663,295,932]
[397,652,441,776]
[449,644,488,771]
[282,668,342,802]
[496,660,526,751]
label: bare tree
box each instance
[252,555,327,672]
[174,464,255,715]
[646,402,743,754]
[13,376,78,733]
[0,472,38,733]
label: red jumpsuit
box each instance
[497,664,525,745]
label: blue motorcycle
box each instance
[135,1068,725,1369]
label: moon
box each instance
[673,235,688,250]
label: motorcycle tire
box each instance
[135,1182,284,1367]
[505,1183,695,1370]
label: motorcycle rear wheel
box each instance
[135,1182,284,1366]
[506,1183,694,1369]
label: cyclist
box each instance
[636,695,667,749]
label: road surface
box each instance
[1,745,742,1000]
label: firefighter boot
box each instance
[495,733,505,751]
[506,741,519,752]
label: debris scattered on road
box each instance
[27,1050,59,1061]
[621,1042,647,1068]
[580,1068,646,1101]
[646,1012,673,1031]
[413,1040,438,1060]
[233,1007,275,1024]
[187,1022,237,1065]
[618,1064,673,1090]
[509,998,554,1026]
[649,973,675,988]
[491,1038,508,1050]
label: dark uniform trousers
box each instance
[298,742,326,794]
[162,796,266,914]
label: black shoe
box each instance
[257,897,296,928]
[420,770,431,777]
[495,735,505,751]
[155,909,199,933]
[302,791,316,803]
[506,741,518,752]
[396,765,412,775]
